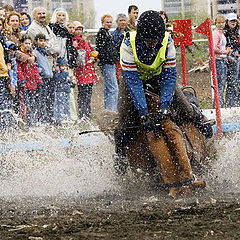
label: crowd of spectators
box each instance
[0,3,141,130]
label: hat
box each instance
[137,10,165,42]
[57,57,68,66]
[5,40,18,51]
[73,21,84,29]
[226,13,237,21]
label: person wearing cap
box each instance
[115,10,212,198]
[212,15,232,107]
[112,13,128,81]
[72,21,98,120]
[96,14,119,111]
[224,13,240,107]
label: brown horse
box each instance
[125,91,210,198]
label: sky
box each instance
[94,0,163,28]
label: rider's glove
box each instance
[154,108,170,125]
[140,114,155,133]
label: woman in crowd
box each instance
[20,12,32,35]
[224,13,240,107]
[212,14,232,107]
[4,11,22,46]
[73,21,98,119]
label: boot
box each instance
[191,104,213,138]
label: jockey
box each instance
[114,10,211,197]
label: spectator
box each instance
[0,8,6,21]
[0,30,10,110]
[4,12,22,46]
[96,14,119,111]
[126,5,139,31]
[73,21,98,119]
[49,8,70,61]
[2,4,14,19]
[17,36,43,126]
[112,13,127,81]
[53,57,75,124]
[66,21,78,68]
[20,12,32,35]
[212,15,232,107]
[224,13,240,107]
[27,6,60,68]
[34,33,54,123]
[5,40,18,98]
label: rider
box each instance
[114,10,212,197]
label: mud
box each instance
[1,68,240,240]
[1,193,240,240]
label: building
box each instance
[2,0,95,27]
[163,0,240,20]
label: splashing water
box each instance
[0,124,121,198]
[210,132,240,192]
[1,122,240,201]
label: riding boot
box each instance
[113,128,129,174]
[172,84,213,138]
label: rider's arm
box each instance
[160,37,177,109]
[121,38,148,116]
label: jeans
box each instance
[53,91,70,122]
[77,84,93,119]
[225,58,240,107]
[39,78,55,123]
[24,90,39,126]
[215,59,227,107]
[100,64,118,111]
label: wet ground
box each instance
[1,192,240,240]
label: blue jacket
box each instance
[53,71,73,93]
[35,47,53,79]
[111,27,126,56]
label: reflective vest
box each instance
[120,31,169,81]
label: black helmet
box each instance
[137,10,165,42]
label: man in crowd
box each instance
[96,14,119,111]
[126,5,139,31]
[27,6,60,67]
[112,13,127,81]
[114,10,212,198]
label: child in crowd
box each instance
[34,33,54,123]
[53,57,75,124]
[73,21,98,119]
[17,36,43,126]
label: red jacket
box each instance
[73,36,98,85]
[17,49,43,91]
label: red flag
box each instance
[195,18,211,37]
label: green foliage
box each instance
[68,9,95,28]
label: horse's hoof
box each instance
[191,180,206,189]
[169,186,192,199]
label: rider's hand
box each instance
[154,108,170,125]
[140,114,155,133]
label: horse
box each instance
[123,88,212,198]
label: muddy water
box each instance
[1,125,240,239]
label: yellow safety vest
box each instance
[120,31,169,81]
